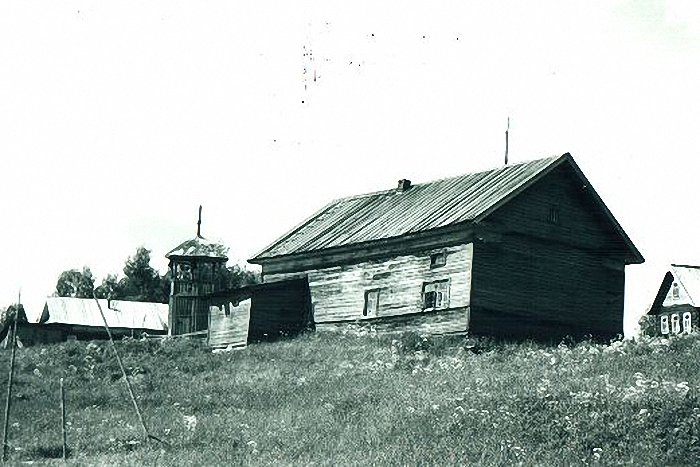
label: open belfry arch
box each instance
[166,206,229,336]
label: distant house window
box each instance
[683,312,692,333]
[548,206,560,225]
[422,280,449,310]
[364,289,380,317]
[660,315,669,334]
[672,283,680,300]
[671,313,681,334]
[430,251,447,268]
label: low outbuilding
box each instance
[17,297,169,345]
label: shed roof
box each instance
[251,153,643,264]
[648,265,700,313]
[39,297,169,332]
[166,235,229,260]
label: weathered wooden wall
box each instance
[469,165,628,339]
[316,307,470,335]
[486,164,628,256]
[265,244,473,335]
[470,236,624,338]
[208,298,251,348]
[170,296,209,336]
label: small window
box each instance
[548,206,560,225]
[683,312,692,333]
[364,289,380,317]
[422,280,450,310]
[672,283,680,300]
[660,315,669,334]
[671,313,681,334]
[430,252,447,268]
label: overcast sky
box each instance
[2,1,699,334]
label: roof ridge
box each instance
[337,155,562,203]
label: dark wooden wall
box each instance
[170,296,209,335]
[248,280,312,339]
[469,165,628,340]
[470,236,624,339]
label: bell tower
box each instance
[166,206,228,336]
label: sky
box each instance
[2,1,699,334]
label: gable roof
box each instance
[648,265,700,314]
[250,153,643,264]
[39,297,169,332]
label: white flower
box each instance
[592,447,603,461]
[183,415,197,432]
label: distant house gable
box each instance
[250,153,643,266]
[648,265,700,315]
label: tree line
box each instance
[54,247,259,304]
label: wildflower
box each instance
[592,447,603,461]
[183,415,197,432]
[676,382,690,397]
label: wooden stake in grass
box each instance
[60,378,67,461]
[2,293,20,462]
[92,296,167,446]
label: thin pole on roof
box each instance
[197,205,202,237]
[504,116,510,166]
[2,291,20,461]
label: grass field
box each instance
[1,329,699,465]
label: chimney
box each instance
[397,179,412,193]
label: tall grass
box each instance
[1,330,699,465]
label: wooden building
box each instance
[15,297,168,345]
[249,153,644,340]
[166,207,229,336]
[643,265,700,336]
[207,278,311,348]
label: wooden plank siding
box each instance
[265,243,473,335]
[206,278,311,348]
[486,163,629,257]
[208,298,251,348]
[470,236,624,338]
[469,165,628,339]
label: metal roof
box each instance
[166,235,229,260]
[39,297,169,331]
[251,153,643,264]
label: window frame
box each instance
[547,205,560,225]
[430,251,447,269]
[422,279,450,311]
[683,312,692,333]
[660,315,669,334]
[363,288,381,317]
[671,313,681,334]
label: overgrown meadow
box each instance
[1,330,700,465]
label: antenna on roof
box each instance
[504,116,510,166]
[197,205,202,237]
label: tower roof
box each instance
[166,235,229,260]
[166,205,229,260]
